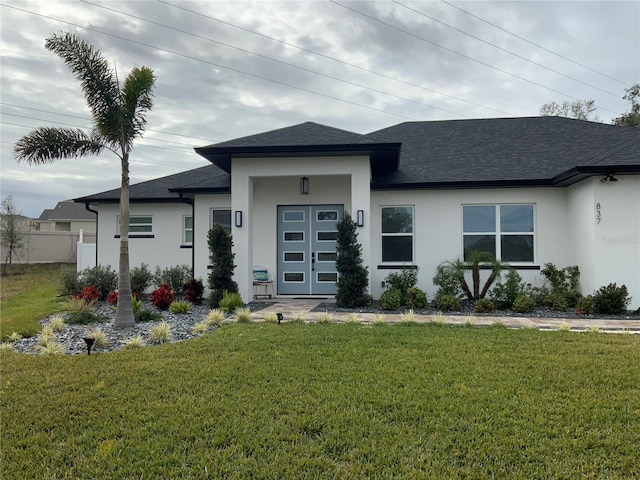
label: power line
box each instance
[441,0,631,87]
[1,3,419,122]
[81,0,468,118]
[1,104,202,147]
[393,0,620,97]
[160,0,513,116]
[1,118,193,156]
[330,0,621,115]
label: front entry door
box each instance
[277,205,343,295]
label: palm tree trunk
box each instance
[114,153,135,327]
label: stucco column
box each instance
[351,161,372,295]
[231,162,253,302]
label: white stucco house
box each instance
[75,117,640,309]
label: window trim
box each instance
[462,203,536,264]
[381,205,414,264]
[115,215,154,238]
[182,215,193,246]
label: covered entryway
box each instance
[277,205,344,295]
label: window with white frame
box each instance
[381,206,414,262]
[462,204,534,262]
[211,209,231,234]
[183,216,193,244]
[116,215,152,235]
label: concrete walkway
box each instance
[250,298,640,333]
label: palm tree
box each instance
[14,32,156,327]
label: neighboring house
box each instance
[36,200,97,233]
[75,117,640,309]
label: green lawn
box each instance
[0,263,68,338]
[2,323,639,479]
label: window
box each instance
[183,216,193,244]
[211,209,231,234]
[381,206,413,262]
[116,215,152,236]
[463,204,534,262]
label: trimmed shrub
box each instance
[536,263,581,308]
[59,266,81,296]
[207,225,238,307]
[490,269,529,310]
[437,294,461,312]
[379,288,402,310]
[406,287,427,309]
[336,213,370,308]
[183,278,204,305]
[135,309,162,323]
[106,290,118,306]
[513,294,536,313]
[75,285,101,302]
[169,300,192,314]
[150,283,175,310]
[576,295,594,315]
[432,264,463,300]
[154,265,191,294]
[219,291,243,312]
[130,263,154,296]
[593,283,630,314]
[385,267,418,304]
[550,294,568,312]
[474,298,495,313]
[79,265,117,299]
[66,311,107,324]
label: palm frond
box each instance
[14,127,104,164]
[45,32,120,139]
[120,67,156,148]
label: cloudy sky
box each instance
[1,0,638,218]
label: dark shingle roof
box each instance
[75,164,230,203]
[366,117,640,188]
[202,121,381,148]
[39,201,96,221]
[195,121,400,173]
[76,117,639,203]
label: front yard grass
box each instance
[0,263,67,338]
[2,323,639,478]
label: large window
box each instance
[381,206,413,262]
[116,215,152,236]
[463,204,534,262]
[211,209,231,234]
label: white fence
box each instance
[1,230,96,266]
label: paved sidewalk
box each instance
[250,299,640,333]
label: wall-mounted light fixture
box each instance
[235,210,243,227]
[356,209,365,227]
[600,173,618,183]
[300,176,309,195]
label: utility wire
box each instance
[331,0,621,115]
[393,0,620,97]
[1,3,419,122]
[1,105,202,147]
[160,0,513,116]
[441,0,631,87]
[1,117,194,155]
[0,104,216,144]
[82,0,467,118]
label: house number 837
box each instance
[595,203,601,224]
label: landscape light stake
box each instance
[277,313,283,324]
[83,337,95,356]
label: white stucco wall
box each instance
[230,155,371,301]
[193,194,231,284]
[592,175,639,309]
[97,203,192,273]
[368,187,571,301]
